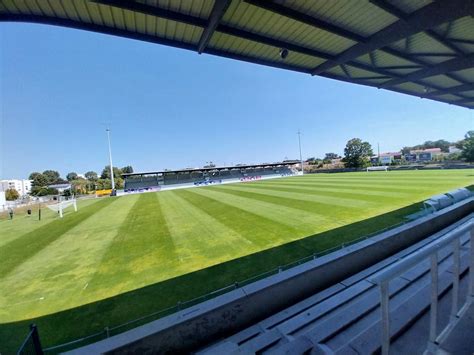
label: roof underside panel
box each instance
[1,0,473,109]
[222,1,356,55]
[282,0,398,37]
[151,0,213,20]
[385,0,434,13]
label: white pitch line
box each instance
[83,282,89,290]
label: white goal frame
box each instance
[367,166,389,172]
[47,197,78,218]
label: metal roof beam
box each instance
[88,0,420,83]
[92,0,206,27]
[312,0,473,75]
[449,37,474,45]
[410,52,457,57]
[453,97,474,104]
[244,0,365,42]
[197,0,232,54]
[1,6,466,101]
[0,13,309,75]
[378,65,421,70]
[380,53,474,88]
[244,0,471,79]
[2,3,471,107]
[370,0,465,55]
[428,83,474,96]
[320,72,474,110]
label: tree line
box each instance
[306,130,474,169]
[26,165,134,196]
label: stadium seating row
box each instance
[124,167,295,190]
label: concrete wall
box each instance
[68,198,474,355]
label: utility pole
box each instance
[106,128,115,191]
[378,142,380,165]
[297,129,304,175]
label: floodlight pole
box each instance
[297,129,304,175]
[106,128,115,191]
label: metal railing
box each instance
[369,219,474,355]
[17,324,43,355]
[40,216,427,353]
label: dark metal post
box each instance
[30,324,44,355]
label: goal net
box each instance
[366,166,388,172]
[47,197,78,218]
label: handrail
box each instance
[368,218,474,355]
[369,219,474,285]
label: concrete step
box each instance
[288,243,464,342]
[338,253,470,354]
[326,250,470,353]
[274,280,374,336]
[197,283,347,354]
[262,335,314,355]
[258,283,346,330]
[235,328,287,354]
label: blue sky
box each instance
[1,23,473,179]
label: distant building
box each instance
[0,179,32,196]
[371,152,402,164]
[448,146,461,154]
[0,191,5,211]
[409,148,442,161]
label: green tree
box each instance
[458,130,474,162]
[70,178,89,194]
[42,170,61,184]
[66,172,78,181]
[401,146,411,155]
[101,166,122,179]
[85,171,98,181]
[31,173,48,188]
[96,179,112,190]
[343,138,373,168]
[28,172,41,180]
[115,177,124,189]
[5,188,19,201]
[121,166,134,174]
[324,153,341,160]
[30,172,49,196]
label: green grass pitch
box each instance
[0,170,472,352]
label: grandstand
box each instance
[122,161,299,192]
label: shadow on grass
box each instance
[0,200,446,354]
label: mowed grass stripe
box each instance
[159,191,260,267]
[247,181,412,199]
[211,185,360,222]
[86,193,175,296]
[219,184,377,208]
[0,194,140,321]
[191,187,333,234]
[296,174,469,183]
[0,197,116,278]
[176,189,299,248]
[258,179,437,192]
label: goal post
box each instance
[366,166,389,172]
[46,196,78,218]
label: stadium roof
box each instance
[1,1,474,109]
[122,161,299,177]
